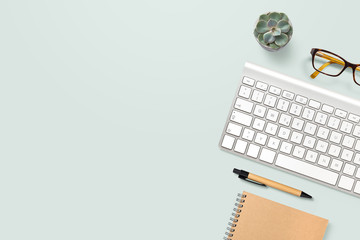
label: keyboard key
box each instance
[314,112,328,125]
[348,113,360,123]
[251,90,264,103]
[357,168,360,178]
[338,176,354,191]
[354,181,360,194]
[354,154,360,166]
[267,137,280,150]
[234,98,254,113]
[290,131,303,144]
[343,163,356,176]
[239,86,252,98]
[222,135,235,149]
[322,104,334,114]
[303,136,316,148]
[280,142,293,154]
[259,148,276,163]
[230,110,253,126]
[266,109,279,122]
[279,113,291,126]
[335,109,347,118]
[356,140,360,151]
[330,159,343,172]
[302,108,315,121]
[282,91,294,100]
[304,122,317,135]
[269,86,281,95]
[329,145,341,157]
[318,155,330,167]
[253,105,266,117]
[305,150,318,163]
[242,128,255,141]
[315,140,328,153]
[340,121,353,134]
[342,136,355,148]
[264,94,277,107]
[255,81,268,91]
[242,77,255,86]
[278,127,291,140]
[316,127,329,139]
[289,103,302,116]
[276,154,339,185]
[309,99,320,109]
[247,144,260,158]
[293,146,305,158]
[291,118,304,131]
[353,126,360,137]
[327,117,340,129]
[340,149,353,162]
[295,95,307,104]
[234,139,248,153]
[252,118,265,131]
[254,133,267,145]
[329,131,342,144]
[226,123,242,136]
[276,99,290,112]
[265,123,278,135]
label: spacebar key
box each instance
[275,154,339,185]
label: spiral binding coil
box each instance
[223,193,247,240]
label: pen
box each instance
[233,168,312,199]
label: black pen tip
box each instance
[300,191,312,199]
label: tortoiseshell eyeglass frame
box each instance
[310,48,360,86]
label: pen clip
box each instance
[240,176,267,187]
[233,169,267,187]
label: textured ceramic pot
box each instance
[254,12,293,52]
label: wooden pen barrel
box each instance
[248,173,302,197]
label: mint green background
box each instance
[1,1,360,239]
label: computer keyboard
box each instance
[219,62,360,198]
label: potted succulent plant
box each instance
[254,12,293,51]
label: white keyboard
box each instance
[220,62,360,198]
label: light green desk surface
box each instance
[2,0,360,239]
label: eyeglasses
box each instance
[310,48,360,86]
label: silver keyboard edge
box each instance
[243,62,360,109]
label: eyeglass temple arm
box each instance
[310,61,333,79]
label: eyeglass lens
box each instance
[313,51,345,76]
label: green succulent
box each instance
[254,12,293,51]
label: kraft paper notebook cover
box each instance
[224,192,328,240]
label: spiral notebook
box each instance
[224,192,328,240]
